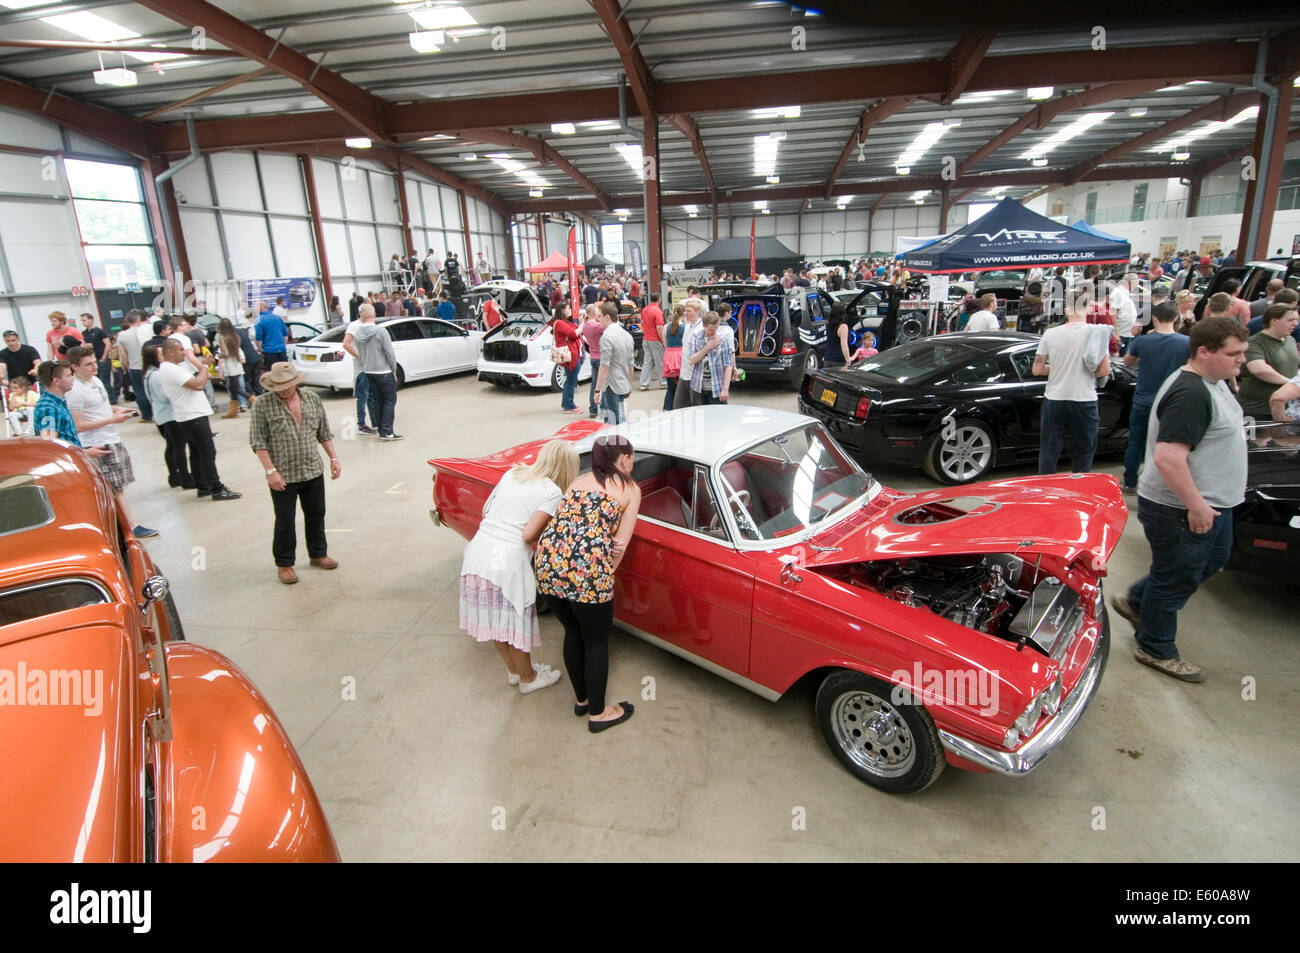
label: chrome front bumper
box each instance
[937,613,1110,776]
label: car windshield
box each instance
[718,424,874,540]
[850,338,988,384]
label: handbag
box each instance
[550,342,572,365]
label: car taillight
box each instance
[320,351,344,362]
[780,339,797,355]
[854,396,871,419]
[802,374,814,397]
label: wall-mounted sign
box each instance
[125,282,141,293]
[244,278,317,312]
[71,285,90,297]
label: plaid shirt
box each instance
[33,391,80,446]
[249,388,333,483]
[687,326,733,398]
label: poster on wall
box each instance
[244,278,317,312]
[88,257,139,290]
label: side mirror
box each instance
[139,574,168,612]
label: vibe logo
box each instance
[975,229,1067,243]
[50,884,151,933]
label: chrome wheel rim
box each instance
[939,425,992,482]
[804,350,819,374]
[555,365,567,387]
[830,690,915,777]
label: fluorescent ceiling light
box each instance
[614,208,630,216]
[408,3,477,30]
[762,208,770,214]
[753,134,780,178]
[458,152,477,160]
[896,121,951,171]
[611,141,644,180]
[953,89,1015,105]
[754,201,767,211]
[419,134,455,141]
[914,199,925,205]
[835,196,850,207]
[1027,86,1054,100]
[688,212,698,218]
[488,154,548,187]
[752,106,801,119]
[550,123,576,135]
[1172,149,1190,161]
[93,67,137,87]
[409,31,442,54]
[766,175,780,184]
[345,137,372,149]
[683,205,698,214]
[577,120,621,130]
[1148,105,1258,152]
[43,11,136,42]
[528,188,543,197]
[1021,111,1113,160]
[1129,107,1148,117]
[910,190,931,200]
[895,166,910,176]
[1031,157,1048,167]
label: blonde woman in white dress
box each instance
[459,439,579,694]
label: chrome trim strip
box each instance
[613,619,782,702]
[0,575,112,608]
[938,616,1109,776]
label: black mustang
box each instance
[798,331,1137,484]
[1229,420,1300,582]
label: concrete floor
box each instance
[116,371,1300,861]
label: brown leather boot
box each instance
[309,556,338,570]
[222,405,239,418]
[277,566,299,584]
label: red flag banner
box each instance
[567,227,580,320]
[750,217,757,280]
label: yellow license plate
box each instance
[819,387,836,406]
[303,353,316,361]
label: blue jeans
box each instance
[97,359,118,402]
[366,372,397,436]
[1122,398,1153,489]
[1038,398,1099,474]
[129,368,152,422]
[560,362,578,410]
[587,358,600,414]
[1127,497,1233,660]
[663,377,678,411]
[354,371,373,426]
[600,387,627,425]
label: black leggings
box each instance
[550,598,615,713]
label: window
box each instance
[63,158,160,290]
[386,321,424,342]
[1132,183,1148,223]
[948,356,1005,385]
[1085,191,1098,220]
[689,465,728,541]
[600,223,624,265]
[422,321,462,338]
[1009,348,1038,381]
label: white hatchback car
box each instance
[289,317,484,391]
[477,316,593,392]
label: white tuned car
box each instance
[477,315,593,392]
[289,317,484,392]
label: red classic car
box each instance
[0,437,339,861]
[430,407,1125,794]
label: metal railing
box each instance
[1086,185,1299,226]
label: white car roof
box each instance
[471,279,532,293]
[572,405,814,466]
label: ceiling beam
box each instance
[0,74,149,158]
[591,0,655,119]
[665,113,716,204]
[134,66,273,123]
[1188,125,1300,179]
[133,0,392,143]
[939,30,999,105]
[823,96,915,200]
[1065,91,1259,184]
[431,128,612,210]
[958,80,1170,176]
[503,163,1193,213]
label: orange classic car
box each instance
[0,437,339,862]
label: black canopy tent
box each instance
[583,253,617,270]
[684,237,803,275]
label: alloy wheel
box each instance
[939,425,992,482]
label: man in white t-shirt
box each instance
[158,338,241,501]
[965,294,1002,332]
[114,310,150,422]
[1110,273,1138,354]
[66,344,157,537]
[1033,285,1112,474]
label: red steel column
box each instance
[393,162,415,256]
[644,117,663,289]
[299,155,334,310]
[503,216,517,279]
[536,213,546,261]
[459,189,474,266]
[1248,77,1295,260]
[1235,92,1268,264]
[940,184,952,233]
[1186,175,1202,217]
[140,156,183,287]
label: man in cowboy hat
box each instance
[249,361,342,585]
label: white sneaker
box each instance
[507,662,550,686]
[518,666,562,694]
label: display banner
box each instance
[567,227,580,319]
[629,241,643,278]
[244,278,317,312]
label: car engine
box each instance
[849,554,1031,639]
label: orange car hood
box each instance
[0,609,137,862]
[804,474,1128,569]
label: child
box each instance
[849,332,879,365]
[6,375,39,435]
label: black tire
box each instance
[162,588,186,642]
[922,418,996,485]
[395,365,406,389]
[798,348,820,388]
[815,669,945,794]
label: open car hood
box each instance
[804,474,1128,569]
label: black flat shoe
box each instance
[574,702,588,716]
[588,701,634,733]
